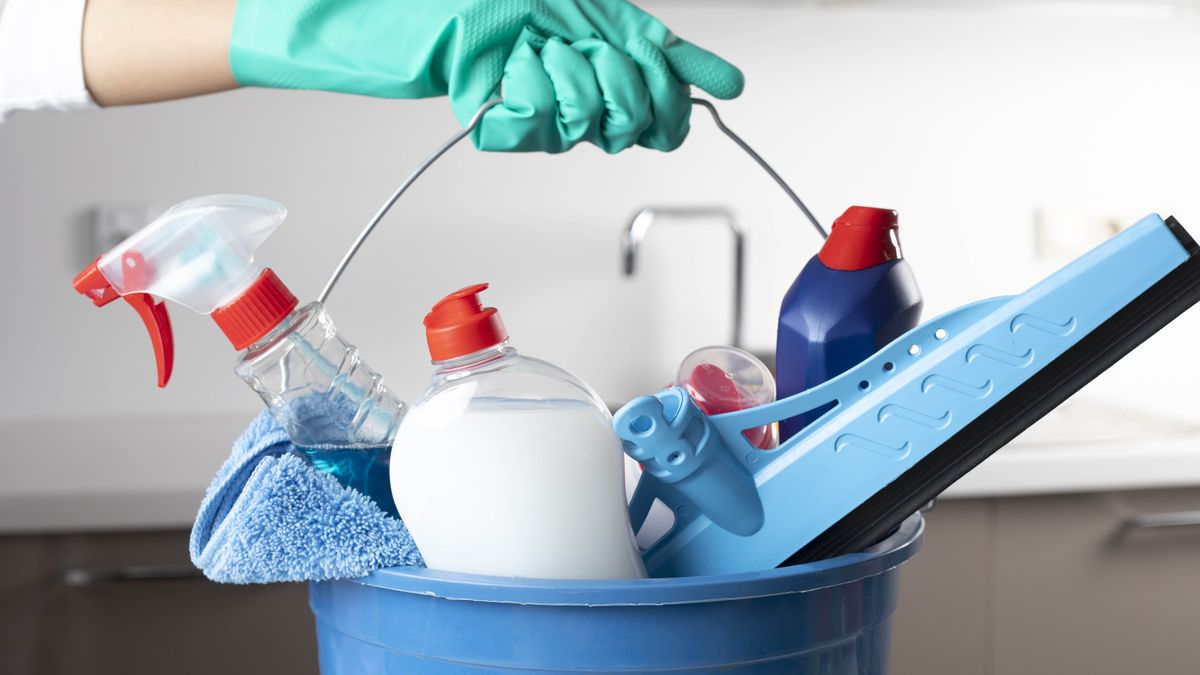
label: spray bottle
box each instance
[775,206,923,441]
[72,195,404,516]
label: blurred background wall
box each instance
[2,0,1198,430]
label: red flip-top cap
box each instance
[818,206,900,271]
[211,269,298,350]
[424,283,508,361]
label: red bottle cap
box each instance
[424,283,508,361]
[818,206,900,271]
[687,363,752,416]
[211,269,298,350]
[686,364,773,450]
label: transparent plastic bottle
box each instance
[391,284,646,580]
[72,195,404,517]
[236,301,405,517]
[675,345,778,449]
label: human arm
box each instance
[227,0,745,152]
[6,0,744,154]
[81,0,237,106]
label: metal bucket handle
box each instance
[318,97,826,305]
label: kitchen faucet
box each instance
[620,206,745,349]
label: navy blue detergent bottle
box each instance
[776,206,923,441]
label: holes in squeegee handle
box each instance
[908,344,921,356]
[858,380,870,390]
[630,415,654,435]
[882,362,894,372]
[934,328,948,340]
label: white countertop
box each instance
[2,399,1200,534]
[0,414,247,535]
[944,398,1200,498]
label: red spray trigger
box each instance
[72,253,175,387]
[122,293,174,387]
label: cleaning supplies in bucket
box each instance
[618,212,1200,577]
[72,195,405,517]
[190,410,423,583]
[391,284,647,580]
[776,206,922,441]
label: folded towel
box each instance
[190,410,424,583]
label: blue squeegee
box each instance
[615,213,1200,577]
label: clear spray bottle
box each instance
[72,195,403,516]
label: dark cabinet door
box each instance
[993,489,1200,675]
[889,499,992,675]
[0,530,318,675]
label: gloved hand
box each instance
[230,0,743,153]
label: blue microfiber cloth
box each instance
[190,410,424,583]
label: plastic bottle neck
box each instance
[240,302,317,357]
[433,341,514,375]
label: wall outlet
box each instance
[89,204,163,259]
[1032,207,1141,263]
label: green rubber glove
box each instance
[230,0,744,153]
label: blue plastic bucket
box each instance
[310,513,923,673]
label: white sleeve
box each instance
[0,0,96,122]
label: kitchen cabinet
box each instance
[993,489,1200,674]
[0,530,316,675]
[889,500,992,675]
[890,488,1200,675]
[5,489,1199,675]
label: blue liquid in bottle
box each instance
[238,303,406,518]
[296,446,399,518]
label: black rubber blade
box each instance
[786,216,1200,565]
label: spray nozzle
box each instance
[71,195,296,387]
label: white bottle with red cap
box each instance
[390,284,647,580]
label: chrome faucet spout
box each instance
[619,207,745,349]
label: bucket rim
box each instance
[338,513,923,606]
